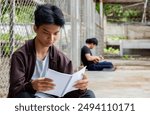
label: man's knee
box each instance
[81,90,96,98]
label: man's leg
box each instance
[87,64,103,71]
[98,61,113,68]
[15,92,35,98]
[15,92,59,98]
[63,90,95,98]
[87,61,114,71]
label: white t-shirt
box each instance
[32,53,51,97]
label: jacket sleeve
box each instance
[8,53,35,98]
[63,60,73,74]
[57,51,73,74]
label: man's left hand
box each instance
[74,74,88,90]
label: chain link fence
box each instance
[0,0,100,97]
[0,0,37,97]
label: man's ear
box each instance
[33,25,37,33]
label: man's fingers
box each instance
[32,77,56,91]
[74,83,88,90]
[82,74,87,79]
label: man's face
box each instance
[90,44,96,49]
[34,24,61,47]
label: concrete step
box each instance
[106,59,150,66]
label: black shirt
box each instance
[81,45,94,66]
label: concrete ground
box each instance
[86,59,150,98]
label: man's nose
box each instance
[48,34,54,41]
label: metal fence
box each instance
[0,0,101,97]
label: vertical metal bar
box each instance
[86,0,91,37]
[71,0,80,71]
[80,0,86,54]
[142,0,148,23]
[99,0,104,55]
[100,0,103,28]
[92,1,96,37]
[9,0,15,57]
[0,2,1,18]
[83,0,87,40]
[0,1,1,63]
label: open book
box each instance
[36,67,86,97]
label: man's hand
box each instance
[31,78,55,92]
[99,55,104,60]
[74,74,88,90]
[93,56,101,63]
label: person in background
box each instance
[8,4,95,98]
[81,37,116,71]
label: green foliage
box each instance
[96,3,141,23]
[0,33,9,40]
[0,2,10,22]
[2,43,11,56]
[0,3,35,23]
[96,3,100,13]
[122,55,130,60]
[0,33,24,56]
[0,33,25,41]
[15,6,35,23]
[104,47,119,55]
[1,43,19,57]
[104,4,123,17]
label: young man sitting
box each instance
[81,38,116,71]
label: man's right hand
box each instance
[31,78,55,92]
[93,56,101,63]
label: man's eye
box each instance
[54,33,59,35]
[43,32,49,35]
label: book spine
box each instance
[61,75,72,97]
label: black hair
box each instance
[34,4,65,27]
[86,38,98,45]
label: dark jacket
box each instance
[8,39,73,98]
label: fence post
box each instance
[71,0,80,71]
[0,2,1,17]
[9,0,15,57]
[99,0,104,56]
[142,0,148,23]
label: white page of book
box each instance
[43,69,72,97]
[63,67,86,95]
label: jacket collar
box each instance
[26,38,55,60]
